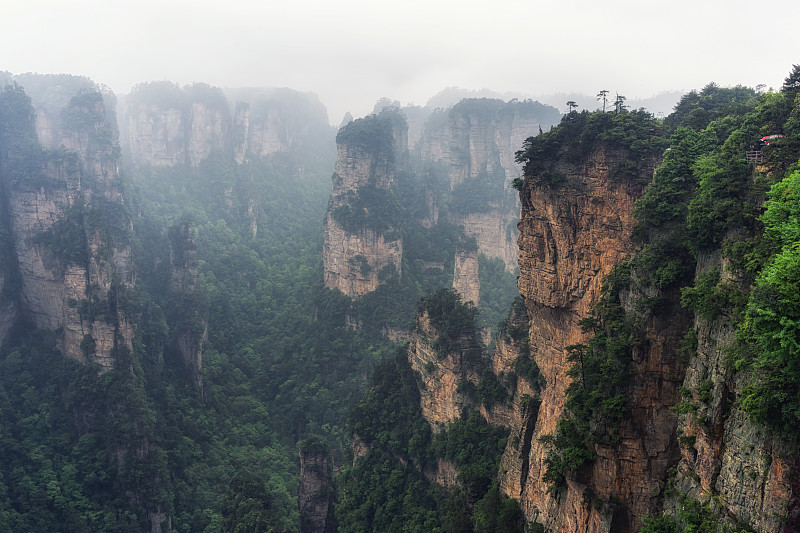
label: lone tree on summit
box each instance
[613,93,627,114]
[566,100,579,113]
[597,90,609,112]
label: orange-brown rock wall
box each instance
[407,312,480,429]
[503,149,681,532]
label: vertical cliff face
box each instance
[127,104,186,166]
[419,99,556,273]
[450,209,519,272]
[233,101,293,162]
[186,101,229,166]
[666,253,795,533]
[407,309,481,428]
[169,220,206,394]
[502,149,679,532]
[419,99,549,189]
[1,86,133,370]
[0,190,16,345]
[299,439,334,533]
[125,84,231,168]
[452,247,480,305]
[322,111,407,298]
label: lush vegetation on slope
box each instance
[338,347,522,533]
[0,80,402,532]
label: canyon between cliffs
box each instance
[1,71,799,533]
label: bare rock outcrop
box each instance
[419,99,551,272]
[408,307,481,429]
[452,247,480,305]
[666,253,796,532]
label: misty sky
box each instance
[2,0,798,123]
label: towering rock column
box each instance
[323,110,407,298]
[1,87,134,370]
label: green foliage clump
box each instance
[641,496,756,533]
[349,350,434,462]
[220,474,289,533]
[33,201,89,268]
[680,268,746,321]
[0,83,45,185]
[448,170,506,214]
[335,110,405,160]
[418,288,480,355]
[632,127,713,289]
[665,83,757,131]
[60,91,105,132]
[432,412,508,496]
[471,482,525,533]
[0,328,172,532]
[737,172,800,434]
[478,254,519,331]
[515,109,667,186]
[339,350,523,532]
[331,184,403,237]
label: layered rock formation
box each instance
[322,111,407,298]
[0,86,134,370]
[124,83,230,168]
[450,209,519,272]
[419,99,558,272]
[124,83,331,169]
[452,246,480,305]
[407,307,481,428]
[500,148,681,532]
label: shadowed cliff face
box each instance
[407,309,481,428]
[1,87,134,370]
[666,253,796,533]
[299,442,333,533]
[502,148,683,532]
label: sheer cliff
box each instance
[499,78,800,532]
[421,98,560,272]
[321,98,559,334]
[503,141,674,532]
[0,83,133,369]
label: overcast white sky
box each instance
[1,0,798,123]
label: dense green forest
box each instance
[2,64,799,532]
[0,79,528,531]
[338,290,528,533]
[0,80,402,531]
